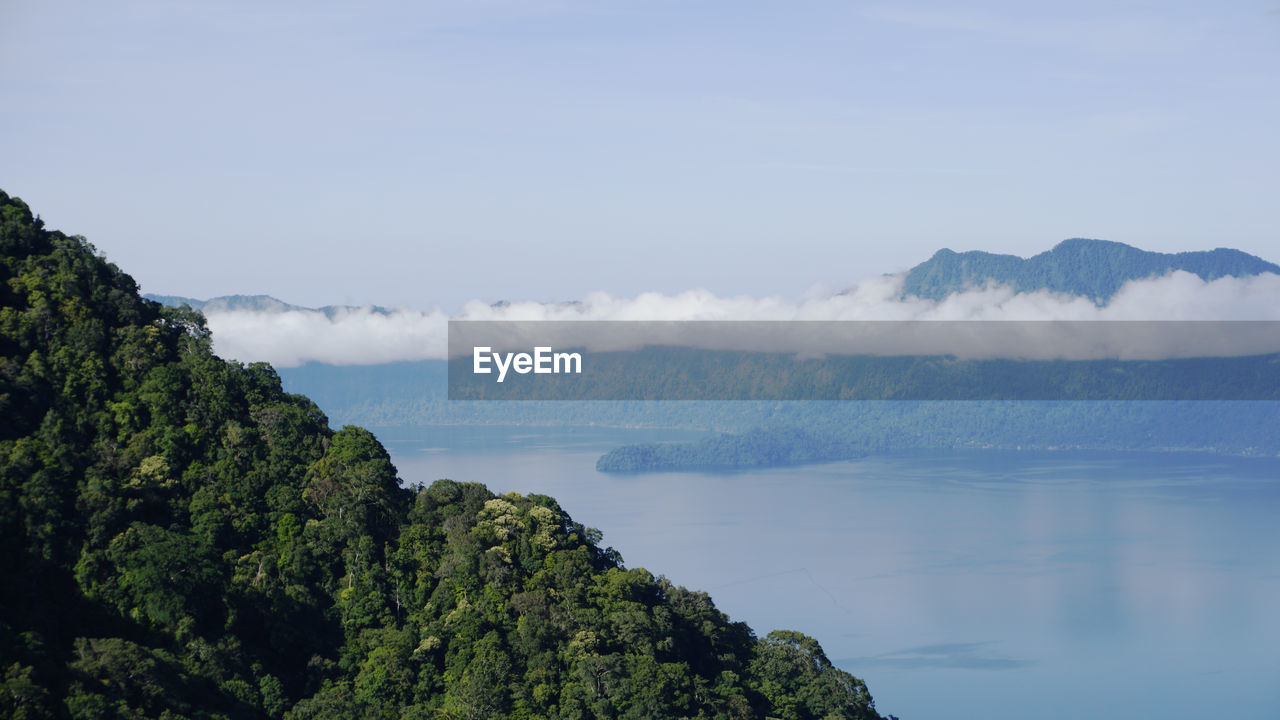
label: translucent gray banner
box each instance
[447,321,1280,400]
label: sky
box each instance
[3,0,1279,311]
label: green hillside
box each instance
[0,190,890,720]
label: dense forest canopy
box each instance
[0,189,891,719]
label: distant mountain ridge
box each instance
[144,293,394,317]
[155,240,1280,318]
[901,238,1279,302]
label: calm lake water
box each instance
[382,426,1280,720]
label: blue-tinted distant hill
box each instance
[901,238,1280,302]
[144,293,394,317]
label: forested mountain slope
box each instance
[0,190,889,720]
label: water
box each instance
[382,426,1280,720]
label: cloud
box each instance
[204,270,1280,366]
[206,306,450,367]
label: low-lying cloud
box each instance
[207,306,450,367]
[202,270,1280,367]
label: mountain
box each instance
[1,190,891,719]
[143,294,301,314]
[594,400,1280,473]
[901,238,1280,302]
[144,293,395,318]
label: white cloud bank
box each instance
[206,306,451,368]
[204,270,1280,367]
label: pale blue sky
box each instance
[3,1,1278,309]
